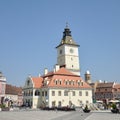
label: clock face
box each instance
[70,48,74,53]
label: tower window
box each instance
[59,50,62,54]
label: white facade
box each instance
[23,77,42,109]
[45,88,92,108]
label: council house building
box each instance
[23,25,92,109]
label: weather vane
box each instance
[66,22,69,28]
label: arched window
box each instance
[35,90,40,96]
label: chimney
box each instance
[38,73,41,77]
[44,68,48,75]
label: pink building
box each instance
[0,72,6,104]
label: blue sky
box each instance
[0,0,120,86]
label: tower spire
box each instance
[63,23,71,38]
[66,22,69,28]
[56,24,79,48]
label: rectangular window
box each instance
[105,89,107,91]
[52,91,55,96]
[52,101,56,107]
[64,91,68,96]
[42,91,44,96]
[72,91,75,96]
[79,91,82,96]
[58,91,61,96]
[86,91,89,96]
[45,91,47,96]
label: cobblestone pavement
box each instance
[0,109,120,120]
[51,110,91,120]
[85,111,120,120]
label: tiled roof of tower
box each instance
[31,77,43,88]
[54,67,80,76]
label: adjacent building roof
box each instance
[114,84,120,89]
[96,82,114,88]
[5,84,22,95]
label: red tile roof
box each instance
[43,67,91,88]
[31,77,43,88]
[5,84,22,95]
[31,67,91,89]
[97,82,114,88]
[47,75,91,89]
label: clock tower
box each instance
[56,25,80,75]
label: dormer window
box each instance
[55,80,58,85]
[69,81,71,85]
[59,80,62,85]
[81,82,83,86]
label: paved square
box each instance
[0,110,120,120]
